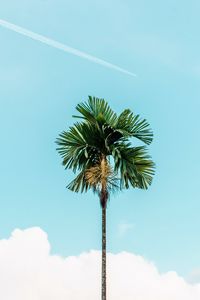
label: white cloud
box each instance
[187,268,200,284]
[117,221,134,237]
[0,227,200,300]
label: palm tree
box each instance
[56,96,155,300]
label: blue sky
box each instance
[1,0,200,280]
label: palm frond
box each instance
[116,109,153,145]
[67,170,89,193]
[56,122,103,172]
[112,143,155,189]
[74,96,118,127]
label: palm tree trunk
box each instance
[102,204,106,300]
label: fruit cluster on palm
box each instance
[56,96,155,300]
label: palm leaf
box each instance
[67,170,89,193]
[74,96,118,127]
[111,143,155,189]
[116,109,153,145]
[56,121,105,172]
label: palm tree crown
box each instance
[56,96,155,207]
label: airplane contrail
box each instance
[0,19,136,77]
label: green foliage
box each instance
[74,96,118,127]
[116,109,153,145]
[56,96,155,194]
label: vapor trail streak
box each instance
[0,19,136,77]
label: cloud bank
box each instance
[0,227,200,300]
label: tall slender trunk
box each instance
[100,155,108,300]
[102,204,106,300]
